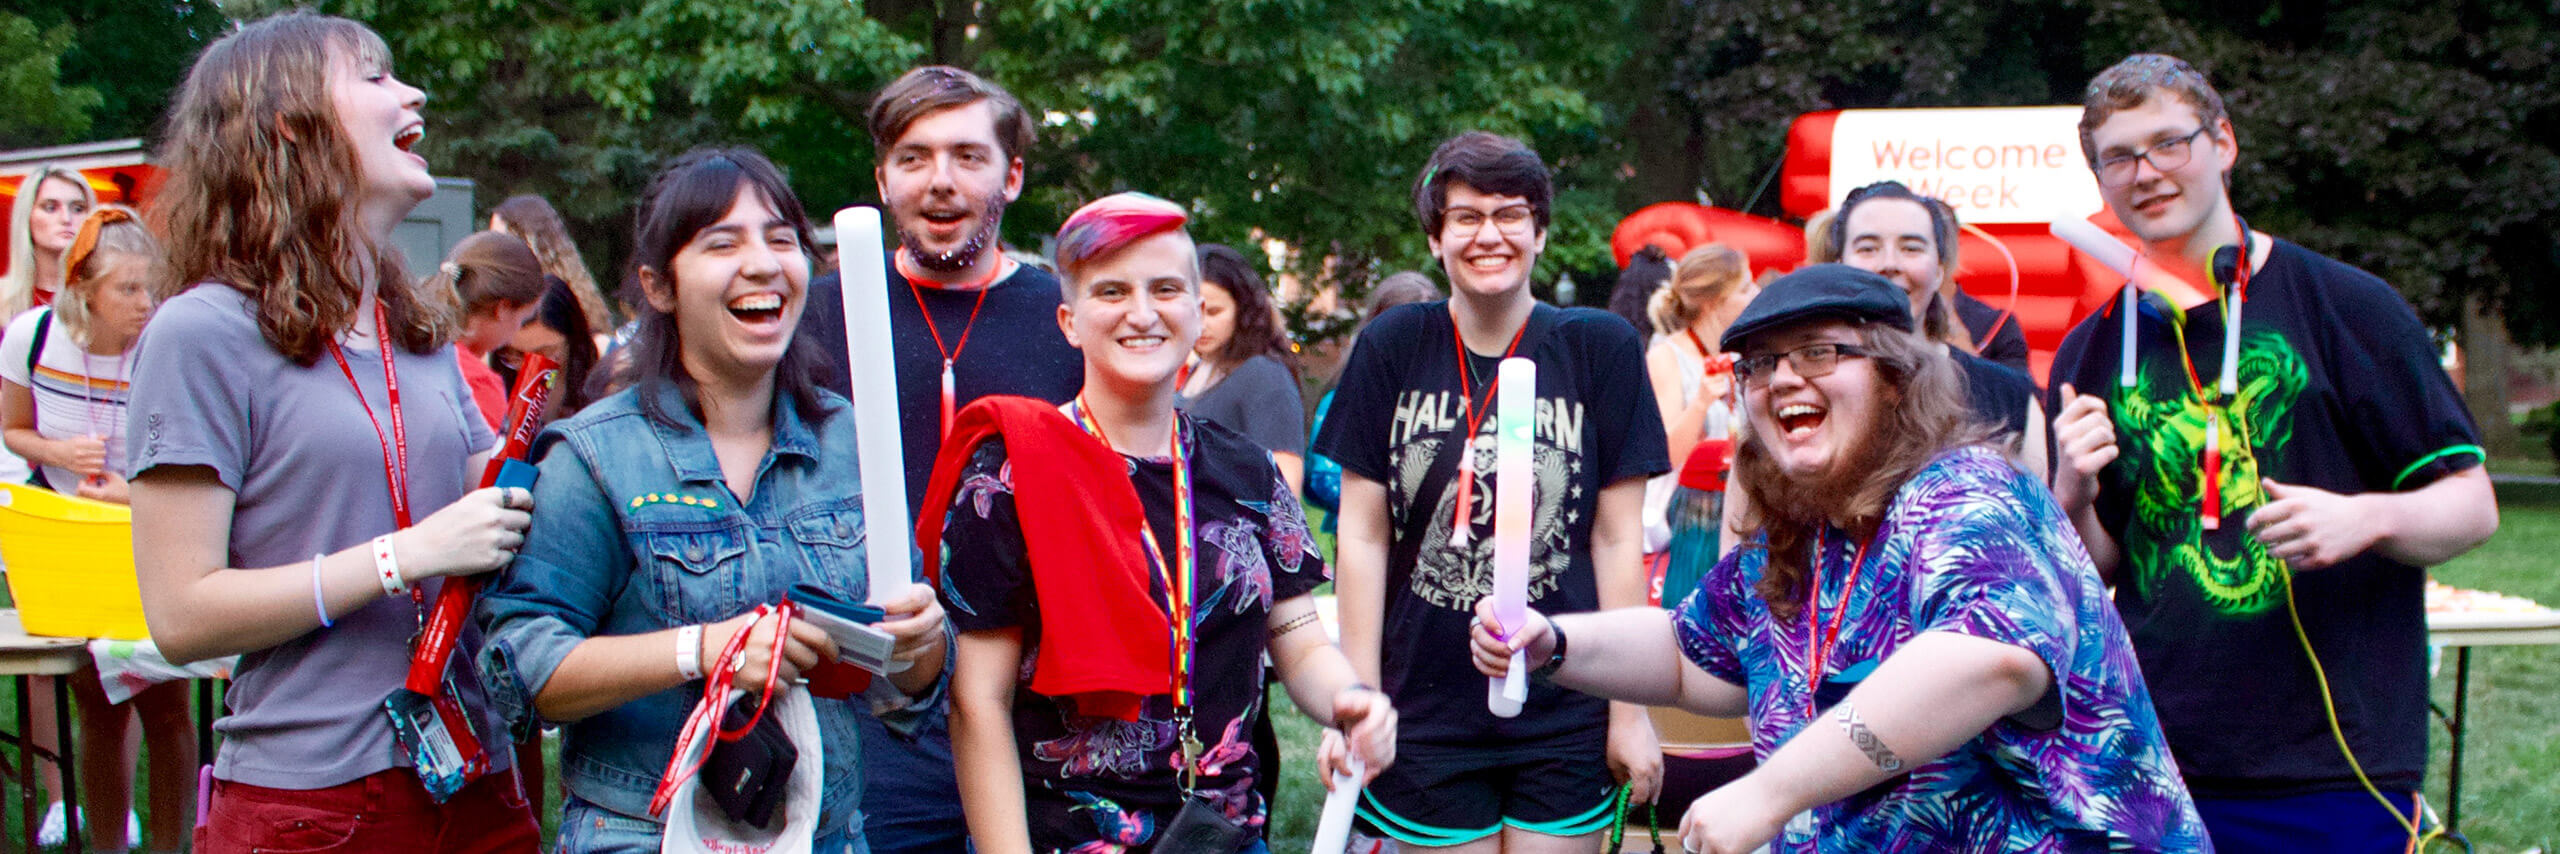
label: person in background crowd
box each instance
[1607,244,1671,348]
[1,205,193,854]
[493,275,602,420]
[0,164,99,495]
[1179,243,1306,494]
[1474,264,2206,853]
[792,64,1083,853]
[1306,271,1441,537]
[1315,132,1668,853]
[933,192,1393,854]
[1812,182,2046,478]
[128,13,540,851]
[490,194,616,346]
[3,163,97,320]
[476,146,949,852]
[1642,243,1757,591]
[2049,53,2497,851]
[432,231,547,429]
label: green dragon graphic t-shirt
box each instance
[2046,239,2483,797]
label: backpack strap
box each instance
[26,307,50,381]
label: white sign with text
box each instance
[1828,106,2104,223]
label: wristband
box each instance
[675,625,705,681]
[311,553,333,628]
[1532,620,1569,678]
[372,534,407,596]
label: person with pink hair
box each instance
[934,192,1394,853]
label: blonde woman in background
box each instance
[0,206,194,853]
[1642,244,1757,604]
[4,164,98,319]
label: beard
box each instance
[898,193,1010,273]
[1744,406,1895,530]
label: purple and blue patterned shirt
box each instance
[1675,446,2210,852]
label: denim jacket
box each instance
[475,381,935,836]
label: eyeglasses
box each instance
[1443,205,1536,237]
[1733,342,1870,388]
[2095,127,2210,188]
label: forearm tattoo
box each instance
[1832,701,1905,773]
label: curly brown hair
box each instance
[1730,322,1991,620]
[150,12,455,366]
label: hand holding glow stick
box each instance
[1487,358,1535,718]
[832,207,915,607]
[1309,744,1364,854]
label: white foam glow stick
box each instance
[1488,357,1535,718]
[2049,217,2143,389]
[833,207,913,606]
[1309,746,1364,854]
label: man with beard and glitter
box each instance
[796,65,1084,854]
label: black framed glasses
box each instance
[2095,127,2210,188]
[1734,342,1871,388]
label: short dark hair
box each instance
[869,66,1035,165]
[1412,131,1552,237]
[1196,243,1297,378]
[625,147,833,427]
[2079,53,2230,167]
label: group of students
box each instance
[0,9,2496,854]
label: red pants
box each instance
[196,768,540,854]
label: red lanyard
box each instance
[1802,528,1874,715]
[651,602,795,816]
[900,252,1002,440]
[1445,311,1527,547]
[327,301,424,610]
[1683,328,1733,388]
[1068,396,1196,708]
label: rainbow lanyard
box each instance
[1068,396,1204,784]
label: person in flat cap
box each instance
[1467,265,2207,853]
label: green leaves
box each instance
[0,13,102,147]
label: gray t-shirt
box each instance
[128,285,500,790]
[1176,353,1306,459]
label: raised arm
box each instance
[1469,602,1747,717]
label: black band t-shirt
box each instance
[2045,239,2483,796]
[1313,301,1669,746]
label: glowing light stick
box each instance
[2048,217,2143,388]
[1488,357,1535,718]
[1309,747,1364,854]
[833,207,914,606]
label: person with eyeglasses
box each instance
[2046,54,2497,852]
[1467,264,2206,854]
[1312,131,1670,852]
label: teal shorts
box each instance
[1355,735,1620,847]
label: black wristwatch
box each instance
[1532,621,1569,678]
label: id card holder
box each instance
[384,670,490,802]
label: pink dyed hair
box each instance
[1053,192,1190,283]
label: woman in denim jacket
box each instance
[477,148,949,853]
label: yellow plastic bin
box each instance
[0,482,147,640]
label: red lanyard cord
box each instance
[1802,528,1874,715]
[899,250,1006,439]
[1445,311,1528,544]
[651,602,796,816]
[326,301,424,616]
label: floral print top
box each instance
[939,414,1328,853]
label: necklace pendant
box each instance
[1447,461,1475,549]
[938,361,957,439]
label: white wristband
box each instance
[372,534,407,596]
[675,625,705,681]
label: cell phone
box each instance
[789,583,895,674]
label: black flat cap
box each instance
[1719,263,1913,352]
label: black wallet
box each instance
[1157,797,1255,853]
[701,702,797,828]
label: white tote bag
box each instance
[657,685,824,854]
